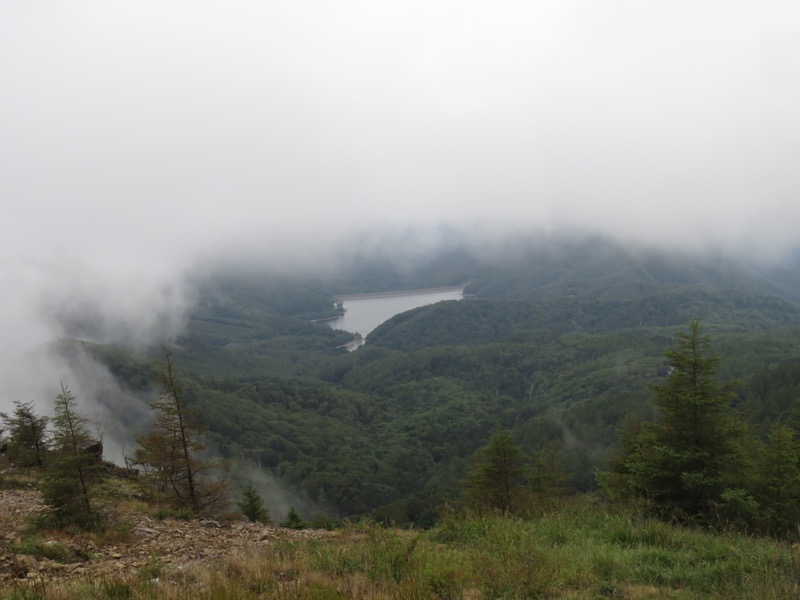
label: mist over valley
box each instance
[10,233,794,523]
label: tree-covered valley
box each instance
[73,236,800,527]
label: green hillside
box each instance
[84,237,800,525]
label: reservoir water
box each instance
[327,287,463,347]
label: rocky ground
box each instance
[0,486,328,587]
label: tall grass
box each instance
[3,498,798,599]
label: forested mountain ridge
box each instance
[83,237,800,525]
[434,236,800,302]
[366,289,800,352]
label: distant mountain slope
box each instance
[365,237,800,353]
[460,237,800,302]
[366,289,800,353]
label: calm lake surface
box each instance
[327,288,464,342]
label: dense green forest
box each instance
[81,237,800,525]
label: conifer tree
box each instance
[712,418,763,529]
[464,429,525,514]
[756,423,800,534]
[602,320,738,523]
[237,481,272,524]
[280,506,306,529]
[0,400,49,468]
[134,348,228,513]
[41,384,102,529]
[528,447,568,503]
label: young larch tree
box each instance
[464,429,525,514]
[134,348,228,513]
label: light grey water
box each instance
[327,288,463,343]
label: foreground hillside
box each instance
[2,474,798,599]
[0,487,326,585]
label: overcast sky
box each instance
[2,1,800,412]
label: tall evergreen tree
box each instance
[0,400,49,467]
[602,320,737,523]
[41,384,102,529]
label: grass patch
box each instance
[1,498,798,599]
[153,507,193,521]
[8,536,80,563]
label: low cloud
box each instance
[233,466,328,524]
